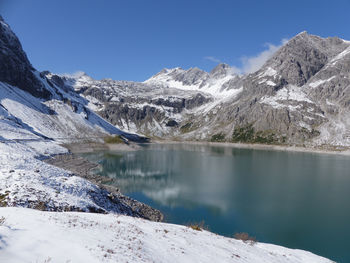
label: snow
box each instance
[144,68,240,98]
[0,134,136,213]
[309,76,336,88]
[266,80,276,86]
[329,45,350,65]
[0,207,333,263]
[0,81,122,141]
[257,67,277,78]
[326,99,336,106]
[189,86,243,115]
[198,75,240,97]
[260,85,313,109]
[84,95,105,111]
[258,79,276,86]
[299,121,312,132]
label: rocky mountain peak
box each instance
[172,67,209,86]
[259,31,349,86]
[0,16,50,98]
[210,63,235,78]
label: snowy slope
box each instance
[0,126,144,215]
[0,81,122,142]
[0,207,333,263]
[144,65,242,98]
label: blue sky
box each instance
[1,0,350,81]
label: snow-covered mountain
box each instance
[144,64,241,97]
[63,31,350,147]
[4,11,349,148]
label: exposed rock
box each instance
[0,16,50,98]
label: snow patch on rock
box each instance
[260,85,313,109]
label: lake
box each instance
[81,143,350,262]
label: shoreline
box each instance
[153,139,350,156]
[45,152,163,222]
[62,141,141,154]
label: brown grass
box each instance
[234,232,257,245]
[187,221,208,231]
[104,135,124,144]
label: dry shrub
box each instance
[187,221,209,231]
[234,232,257,245]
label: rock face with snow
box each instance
[0,16,146,142]
[226,32,350,146]
[0,15,50,99]
[61,32,350,147]
[43,71,216,137]
[49,63,242,138]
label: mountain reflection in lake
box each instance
[80,143,350,263]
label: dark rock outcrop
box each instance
[0,16,51,98]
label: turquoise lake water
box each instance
[81,143,350,262]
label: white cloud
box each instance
[204,56,222,63]
[227,65,243,75]
[240,38,288,74]
[60,71,87,78]
[204,38,288,75]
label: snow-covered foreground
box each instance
[0,208,333,263]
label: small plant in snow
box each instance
[233,232,257,245]
[187,221,208,231]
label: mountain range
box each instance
[2,15,350,148]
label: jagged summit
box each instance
[258,31,350,86]
[295,30,308,37]
[210,63,235,78]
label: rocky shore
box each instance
[45,152,163,222]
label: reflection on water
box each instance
[81,143,350,262]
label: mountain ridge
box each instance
[54,31,350,147]
[2,13,350,148]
